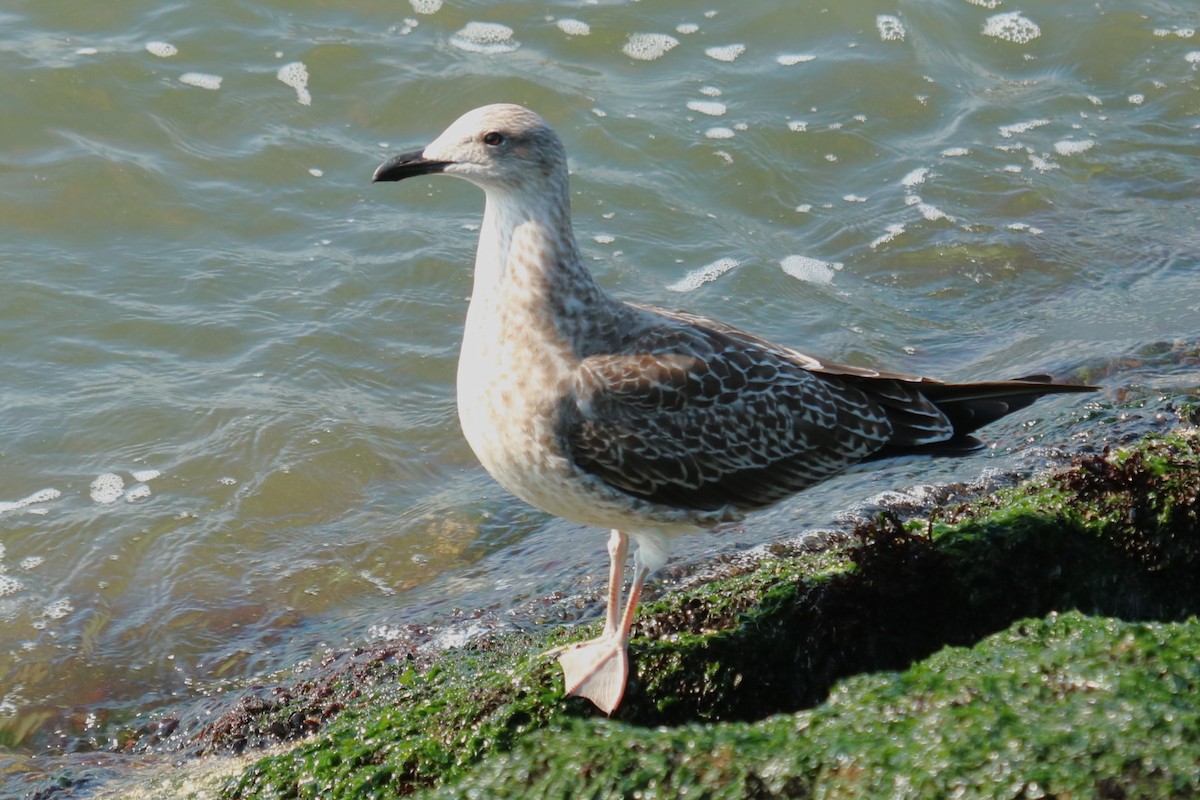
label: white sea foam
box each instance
[90,474,124,504]
[787,120,808,132]
[705,44,745,62]
[777,53,816,65]
[277,61,311,105]
[125,484,152,502]
[901,167,929,188]
[876,15,906,42]
[0,488,61,515]
[983,12,1041,44]
[666,258,739,292]
[1008,222,1044,234]
[999,118,1049,138]
[179,72,222,90]
[781,255,841,284]
[42,599,73,620]
[556,19,590,36]
[145,41,177,58]
[409,0,442,13]
[941,146,970,157]
[870,224,906,249]
[687,100,726,116]
[918,203,953,222]
[676,23,700,35]
[451,22,519,54]
[1054,138,1095,155]
[623,33,679,61]
[704,127,735,139]
[130,469,160,483]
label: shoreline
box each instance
[17,412,1200,798]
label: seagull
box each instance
[372,104,1096,714]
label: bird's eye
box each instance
[482,131,505,146]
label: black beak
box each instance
[372,149,450,183]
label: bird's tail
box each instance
[868,373,1098,458]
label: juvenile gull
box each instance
[372,104,1096,714]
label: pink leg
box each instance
[602,529,629,637]
[552,529,647,714]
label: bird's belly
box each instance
[456,376,715,534]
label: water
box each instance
[2,0,1198,785]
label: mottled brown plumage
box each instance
[373,104,1096,714]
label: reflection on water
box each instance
[0,0,1198,774]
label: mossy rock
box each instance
[214,430,1200,799]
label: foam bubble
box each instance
[787,120,808,132]
[983,12,1041,44]
[918,203,953,222]
[179,72,222,90]
[781,256,841,284]
[870,224,906,249]
[777,53,816,65]
[687,100,726,116]
[0,488,61,515]
[964,0,1001,6]
[1188,51,1200,65]
[410,0,442,13]
[125,484,152,502]
[42,599,72,620]
[666,258,739,292]
[1054,138,1095,155]
[941,146,970,157]
[705,44,745,62]
[145,41,177,58]
[676,23,700,35]
[623,33,679,61]
[309,168,324,177]
[901,167,929,188]
[999,118,1049,138]
[704,127,735,139]
[700,86,722,97]
[876,15,906,42]
[556,19,590,36]
[0,575,22,598]
[276,61,311,105]
[130,469,161,482]
[451,22,519,54]
[90,473,125,504]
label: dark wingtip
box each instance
[372,150,449,183]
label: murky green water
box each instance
[1,0,1198,784]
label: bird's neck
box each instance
[467,186,611,353]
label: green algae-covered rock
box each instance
[423,612,1200,799]
[218,430,1200,799]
